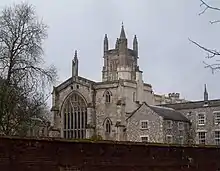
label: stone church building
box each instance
[50,25,191,143]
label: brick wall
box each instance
[0,136,220,171]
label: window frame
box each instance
[213,111,220,125]
[197,131,206,144]
[105,119,111,134]
[105,90,111,103]
[166,135,173,144]
[140,120,149,130]
[215,130,220,145]
[178,122,184,131]
[63,93,87,139]
[140,135,149,142]
[197,113,206,126]
[166,120,173,129]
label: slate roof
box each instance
[158,99,220,110]
[148,105,189,122]
[126,102,189,122]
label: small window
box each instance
[166,120,173,129]
[198,131,206,144]
[166,135,173,144]
[141,136,149,142]
[178,122,184,130]
[105,91,111,103]
[105,119,111,134]
[133,92,136,102]
[140,120,148,129]
[214,112,220,125]
[198,113,206,125]
[215,131,220,145]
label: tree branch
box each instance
[0,2,57,136]
[188,38,220,58]
[199,0,220,15]
[189,38,220,73]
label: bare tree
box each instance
[189,0,220,73]
[0,2,57,136]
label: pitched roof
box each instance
[148,105,189,122]
[158,99,220,110]
[55,76,95,92]
[126,102,189,122]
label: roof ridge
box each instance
[149,105,174,111]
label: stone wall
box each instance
[126,103,164,143]
[177,106,220,145]
[163,119,190,144]
[0,136,220,171]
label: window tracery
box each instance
[105,119,111,134]
[63,92,87,139]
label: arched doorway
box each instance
[62,92,87,139]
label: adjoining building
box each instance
[159,85,220,145]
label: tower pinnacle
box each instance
[104,34,108,53]
[120,22,126,39]
[133,35,138,56]
[204,84,208,102]
[74,50,78,61]
[72,50,78,77]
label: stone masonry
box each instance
[50,24,189,143]
[0,136,220,171]
[160,96,220,145]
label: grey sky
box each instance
[1,0,220,101]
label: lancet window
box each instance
[105,91,111,103]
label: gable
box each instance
[127,102,189,122]
[126,103,160,121]
[55,76,95,93]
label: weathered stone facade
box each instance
[160,98,220,145]
[126,103,190,144]
[50,25,188,143]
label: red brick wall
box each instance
[0,136,220,171]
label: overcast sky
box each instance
[1,0,220,102]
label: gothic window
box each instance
[63,92,87,139]
[105,90,111,103]
[105,119,111,134]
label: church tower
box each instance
[102,24,140,81]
